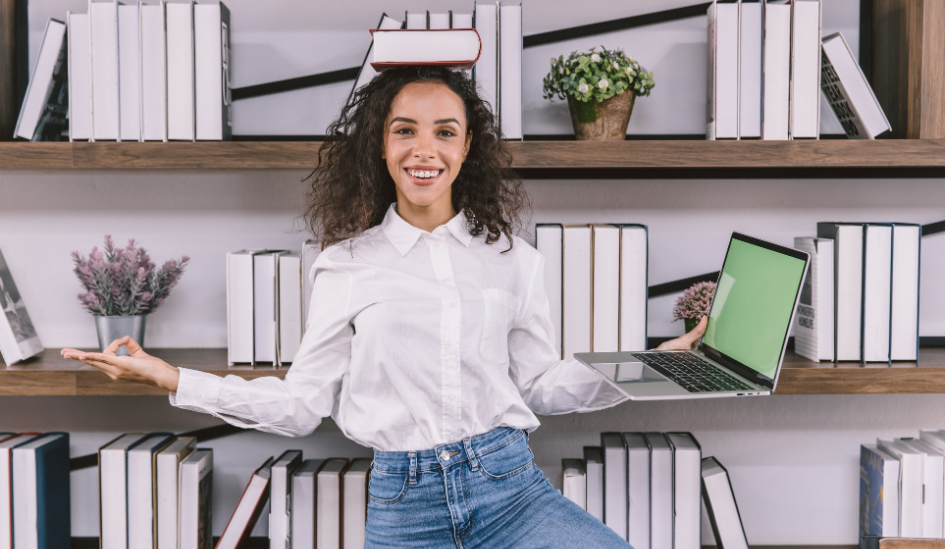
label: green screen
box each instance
[702,238,806,380]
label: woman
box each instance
[63,66,706,548]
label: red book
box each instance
[369,28,481,71]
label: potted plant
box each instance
[72,236,188,355]
[673,281,716,333]
[542,46,655,140]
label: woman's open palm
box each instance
[61,337,179,391]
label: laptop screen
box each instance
[700,233,808,389]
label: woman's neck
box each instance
[395,198,457,233]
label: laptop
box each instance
[575,232,809,400]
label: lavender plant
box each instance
[673,281,716,321]
[72,236,189,316]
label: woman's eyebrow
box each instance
[389,117,417,126]
[435,118,460,125]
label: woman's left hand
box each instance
[654,316,707,351]
[61,336,180,391]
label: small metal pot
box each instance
[94,315,147,356]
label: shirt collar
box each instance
[381,203,473,256]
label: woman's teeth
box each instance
[408,169,439,179]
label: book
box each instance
[762,0,790,140]
[623,433,650,549]
[156,437,196,549]
[452,12,473,28]
[269,450,302,549]
[178,449,213,549]
[405,11,427,29]
[858,445,900,542]
[601,432,628,540]
[139,1,168,142]
[563,225,591,358]
[227,250,265,366]
[254,251,285,365]
[67,12,92,141]
[216,456,274,549]
[350,14,403,99]
[793,237,834,361]
[301,241,320,327]
[194,1,231,141]
[583,446,604,521]
[739,0,763,139]
[13,18,67,141]
[706,0,739,140]
[817,223,864,362]
[12,433,70,549]
[100,433,149,549]
[592,225,620,353]
[878,439,923,537]
[536,224,563,358]
[862,224,892,362]
[118,2,141,141]
[279,253,302,364]
[291,459,325,549]
[429,12,451,29]
[0,248,43,365]
[90,1,120,141]
[343,458,372,549]
[370,29,482,71]
[561,458,586,510]
[127,433,174,549]
[790,0,821,139]
[821,32,891,139]
[474,2,498,117]
[645,432,673,549]
[900,438,945,538]
[317,458,349,549]
[499,3,522,139]
[891,224,921,361]
[667,433,701,549]
[619,225,648,352]
[701,456,749,549]
[166,1,196,141]
[0,434,41,549]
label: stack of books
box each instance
[794,223,921,363]
[14,1,232,142]
[536,224,648,359]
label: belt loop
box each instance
[408,451,418,485]
[463,438,480,471]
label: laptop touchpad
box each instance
[591,361,667,384]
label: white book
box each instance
[563,225,591,358]
[178,449,213,549]
[405,11,427,29]
[592,225,620,353]
[291,459,324,549]
[14,18,68,141]
[900,438,945,538]
[667,433,701,549]
[372,29,481,65]
[216,458,273,549]
[878,439,923,537]
[646,433,673,549]
[452,12,473,27]
[156,437,195,549]
[499,3,522,139]
[619,225,647,352]
[194,2,231,140]
[118,3,141,141]
[429,12,451,29]
[739,0,762,138]
[821,32,891,139]
[279,253,302,364]
[536,224,563,358]
[583,447,604,522]
[254,252,283,365]
[166,1,195,141]
[701,457,749,549]
[601,433,628,540]
[474,2,498,117]
[139,1,167,142]
[11,434,69,549]
[623,433,650,549]
[227,250,264,366]
[0,248,43,365]
[793,237,834,361]
[317,459,347,549]
[790,0,821,139]
[561,458,587,510]
[301,241,320,328]
[100,433,149,549]
[706,1,739,140]
[343,459,372,549]
[269,450,302,549]
[862,224,892,362]
[762,1,790,140]
[0,435,40,549]
[350,14,403,99]
[920,429,945,534]
[817,223,863,361]
[127,434,173,549]
[68,13,92,141]
[90,0,120,141]
[891,224,921,361]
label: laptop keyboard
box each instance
[630,352,756,393]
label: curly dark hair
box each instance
[304,66,528,252]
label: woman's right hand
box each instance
[61,336,180,392]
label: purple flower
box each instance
[672,281,716,321]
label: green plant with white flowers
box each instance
[542,46,655,104]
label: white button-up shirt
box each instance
[170,204,627,451]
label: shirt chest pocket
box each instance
[479,288,522,369]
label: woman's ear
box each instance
[464,131,473,158]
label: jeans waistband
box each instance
[372,426,527,476]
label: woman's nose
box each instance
[413,133,435,159]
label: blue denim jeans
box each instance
[364,426,630,548]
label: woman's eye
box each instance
[439,130,455,137]
[395,128,413,135]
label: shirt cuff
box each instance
[168,368,225,412]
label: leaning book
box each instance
[0,249,42,364]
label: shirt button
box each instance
[195,392,203,400]
[440,450,451,461]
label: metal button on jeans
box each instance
[440,450,451,461]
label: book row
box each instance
[15,1,232,143]
[562,432,748,549]
[706,0,889,140]
[859,430,945,546]
[794,222,921,363]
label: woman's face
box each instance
[382,81,472,212]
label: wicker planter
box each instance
[567,91,636,140]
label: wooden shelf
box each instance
[0,139,944,170]
[3,347,945,396]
